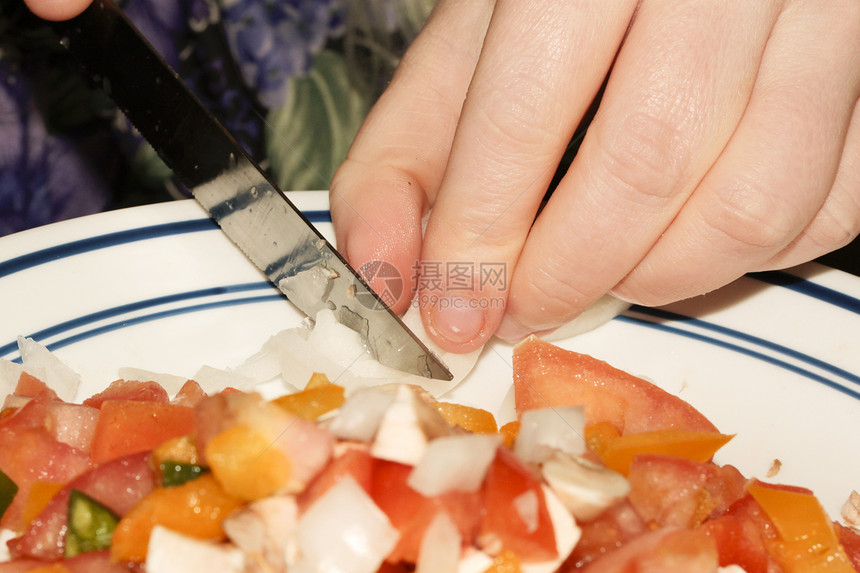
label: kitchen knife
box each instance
[44,0,452,381]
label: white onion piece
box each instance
[117,366,187,395]
[223,496,298,572]
[147,526,246,573]
[295,476,398,573]
[17,336,80,402]
[327,386,396,442]
[370,385,452,466]
[0,528,15,561]
[416,511,462,573]
[542,453,630,521]
[408,434,502,497]
[192,364,257,393]
[540,294,630,342]
[253,304,481,398]
[514,406,586,464]
[520,486,581,573]
[0,359,22,397]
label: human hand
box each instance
[331,0,860,353]
[23,0,91,21]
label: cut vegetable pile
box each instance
[1,335,859,573]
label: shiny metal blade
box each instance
[47,0,452,381]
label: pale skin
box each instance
[30,0,860,355]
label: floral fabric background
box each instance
[0,0,435,236]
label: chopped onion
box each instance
[370,385,452,466]
[408,433,502,497]
[514,406,586,464]
[0,359,22,398]
[326,386,397,442]
[520,486,582,573]
[416,511,462,573]
[295,476,398,573]
[541,453,630,521]
[147,526,246,572]
[223,496,298,571]
[192,364,257,393]
[17,336,80,402]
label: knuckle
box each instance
[592,107,693,207]
[705,177,800,252]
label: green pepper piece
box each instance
[0,468,18,520]
[65,489,119,557]
[160,461,208,488]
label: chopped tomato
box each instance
[584,526,719,573]
[10,452,154,561]
[699,512,774,573]
[836,523,860,571]
[110,473,242,563]
[298,446,374,512]
[45,403,99,454]
[13,372,58,401]
[565,500,647,569]
[90,400,195,464]
[480,447,557,563]
[513,336,718,434]
[748,481,856,572]
[627,454,746,528]
[171,379,207,407]
[82,380,169,408]
[0,399,91,530]
[371,459,482,564]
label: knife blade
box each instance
[44,0,452,381]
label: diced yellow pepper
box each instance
[435,402,498,434]
[205,424,292,501]
[483,548,523,572]
[748,483,855,573]
[272,374,345,420]
[19,481,65,532]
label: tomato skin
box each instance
[90,400,195,464]
[480,447,557,563]
[513,336,717,434]
[83,381,169,408]
[565,500,647,569]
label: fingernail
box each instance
[429,297,485,344]
[494,316,532,342]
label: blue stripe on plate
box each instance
[617,313,860,401]
[0,211,332,279]
[749,270,860,315]
[3,287,859,402]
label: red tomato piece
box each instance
[10,452,155,561]
[83,380,169,408]
[699,513,774,573]
[627,455,747,528]
[45,403,99,454]
[0,558,47,572]
[0,407,91,529]
[171,379,207,407]
[371,459,482,564]
[836,523,860,571]
[480,447,557,563]
[12,372,59,401]
[566,500,647,569]
[90,400,194,464]
[584,526,719,573]
[62,550,142,572]
[512,336,718,434]
[298,446,374,512]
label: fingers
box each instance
[763,97,860,269]
[614,0,860,305]
[421,0,638,351]
[329,0,493,313]
[496,0,781,339]
[23,0,91,21]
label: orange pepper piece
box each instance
[499,421,520,449]
[435,402,498,434]
[272,374,345,420]
[205,424,292,501]
[19,481,65,532]
[587,425,733,475]
[748,482,855,572]
[110,473,242,563]
[483,548,523,572]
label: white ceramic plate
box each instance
[1,193,859,519]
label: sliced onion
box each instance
[514,406,586,464]
[0,359,22,398]
[540,294,630,342]
[370,385,452,466]
[192,364,257,393]
[17,336,80,402]
[295,476,398,573]
[407,434,502,497]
